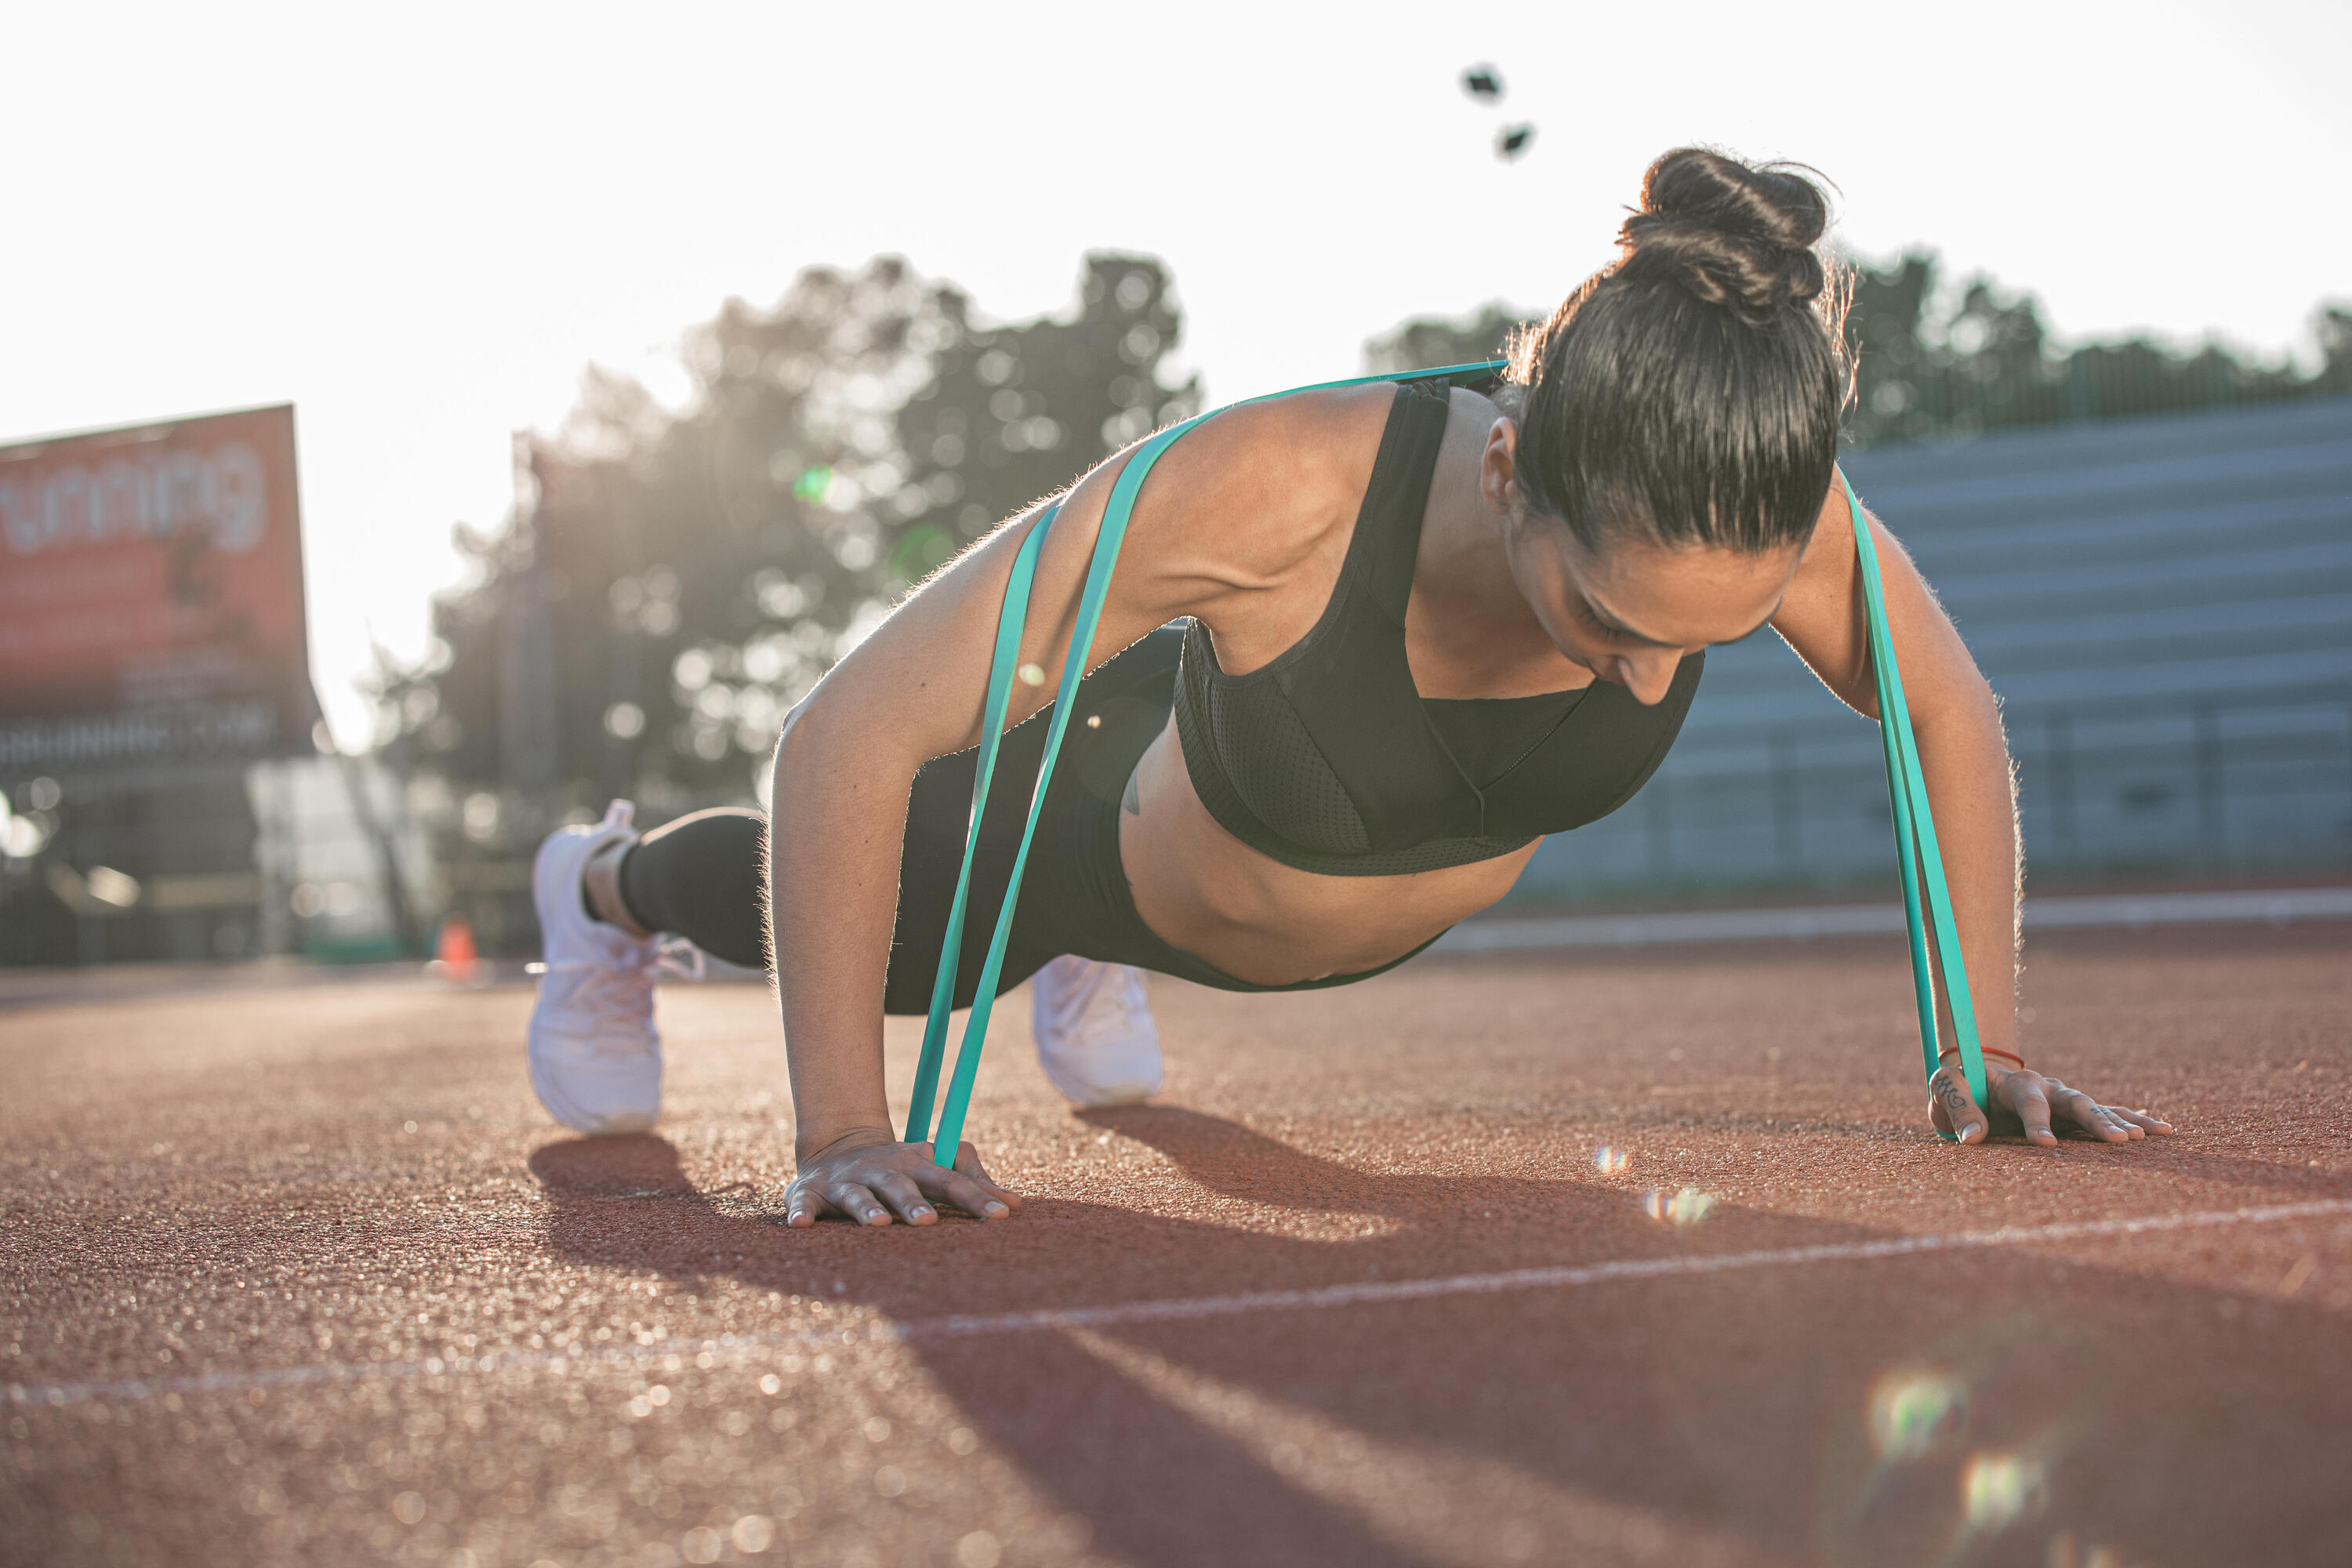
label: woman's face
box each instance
[1483,418,1805,706]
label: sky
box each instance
[3,0,2345,749]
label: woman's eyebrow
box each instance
[1582,586,1784,648]
[1577,588,1673,647]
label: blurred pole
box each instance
[502,437,562,847]
[599,487,641,804]
[69,804,103,966]
[248,762,295,957]
[337,751,421,957]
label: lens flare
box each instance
[1867,1370,1968,1461]
[1641,1185,1716,1226]
[1961,1450,2045,1530]
[1592,1145,1630,1174]
[1824,1322,2100,1568]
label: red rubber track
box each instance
[4,924,2349,1567]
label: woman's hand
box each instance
[784,1129,1022,1228]
[1930,1060,2175,1148]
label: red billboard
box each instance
[0,405,319,779]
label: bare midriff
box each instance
[1116,714,1540,987]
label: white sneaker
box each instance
[528,800,674,1134]
[1030,955,1163,1107]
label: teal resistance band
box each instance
[900,375,1987,1161]
[903,361,1508,1161]
[1843,470,1990,1125]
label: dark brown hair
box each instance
[1506,147,1849,554]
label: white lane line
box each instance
[13,1197,2349,1410]
[1436,886,2352,953]
[905,1196,2352,1336]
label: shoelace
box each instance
[652,937,705,982]
[540,936,706,1000]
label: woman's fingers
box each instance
[949,1141,1022,1209]
[2062,1085,2141,1142]
[2054,1083,2171,1142]
[2063,1093,2136,1141]
[1930,1065,1991,1145]
[826,1179,895,1226]
[784,1177,884,1227]
[2002,1073,2059,1146]
[2034,1076,2133,1142]
[922,1167,1013,1220]
[869,1170,937,1225]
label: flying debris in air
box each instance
[1461,64,1532,162]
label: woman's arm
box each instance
[768,505,1061,1225]
[768,387,1390,1225]
[1771,474,2172,1147]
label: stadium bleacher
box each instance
[1513,395,2352,900]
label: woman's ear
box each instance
[1479,418,1523,518]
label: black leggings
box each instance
[615,626,1434,1014]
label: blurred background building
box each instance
[0,405,419,965]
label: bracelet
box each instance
[1942,1045,2026,1070]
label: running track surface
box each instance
[4,925,2349,1568]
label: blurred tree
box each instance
[2319,306,2352,395]
[1842,257,2063,441]
[1363,303,1534,377]
[368,253,1200,948]
[895,255,1200,583]
[1840,254,2347,443]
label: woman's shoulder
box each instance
[1132,381,1399,588]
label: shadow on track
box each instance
[528,1114,2352,1568]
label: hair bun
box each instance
[1615,147,1829,325]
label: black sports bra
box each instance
[1171,377,1702,877]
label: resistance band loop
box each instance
[1843,470,1989,1124]
[905,361,1507,1160]
[902,381,1987,1160]
[897,509,1054,1143]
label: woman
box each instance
[526,148,2172,1228]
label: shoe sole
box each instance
[1072,1085,1156,1109]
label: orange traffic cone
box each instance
[430,916,481,985]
